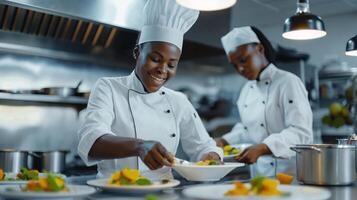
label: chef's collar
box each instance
[129,71,147,93]
[257,63,277,82]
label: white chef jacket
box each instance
[77,71,223,180]
[223,63,312,174]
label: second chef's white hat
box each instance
[138,0,199,50]
[221,26,260,55]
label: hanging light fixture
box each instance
[176,0,237,11]
[282,0,326,40]
[346,35,357,56]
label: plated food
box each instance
[0,168,39,181]
[0,185,96,199]
[87,168,180,193]
[108,168,152,186]
[225,176,285,196]
[23,174,67,192]
[223,145,240,156]
[195,160,221,166]
[183,183,331,200]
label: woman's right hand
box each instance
[138,140,174,170]
[215,137,229,148]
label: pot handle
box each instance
[28,152,41,158]
[290,146,321,153]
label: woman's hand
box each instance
[215,137,229,147]
[138,140,174,170]
[200,152,222,162]
[235,143,272,164]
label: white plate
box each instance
[87,178,180,193]
[173,162,244,182]
[0,184,96,199]
[0,173,67,185]
[182,184,331,200]
[223,144,252,160]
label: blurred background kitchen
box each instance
[0,0,356,174]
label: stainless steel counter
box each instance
[64,173,357,200]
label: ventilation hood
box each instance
[0,0,225,68]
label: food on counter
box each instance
[223,145,240,156]
[17,168,39,181]
[322,102,352,128]
[0,169,4,180]
[225,176,287,196]
[0,168,39,181]
[145,194,159,200]
[108,168,152,186]
[22,174,68,192]
[195,160,221,166]
[276,173,294,185]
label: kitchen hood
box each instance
[0,0,225,68]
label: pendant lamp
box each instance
[346,35,357,56]
[283,0,326,40]
[176,0,237,11]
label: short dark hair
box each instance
[250,26,276,64]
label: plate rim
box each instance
[0,184,96,198]
[173,162,245,168]
[87,178,180,191]
[0,173,67,185]
[182,183,332,200]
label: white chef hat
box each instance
[138,0,199,50]
[221,26,260,55]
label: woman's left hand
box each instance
[235,143,271,164]
[201,152,222,162]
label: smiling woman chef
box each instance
[215,26,313,174]
[77,0,222,180]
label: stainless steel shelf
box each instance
[319,70,357,80]
[0,92,88,109]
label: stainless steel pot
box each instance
[291,144,355,185]
[337,137,357,175]
[29,151,67,173]
[0,149,28,173]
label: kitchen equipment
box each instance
[28,151,68,173]
[40,81,82,97]
[0,150,28,173]
[291,144,355,185]
[337,134,357,175]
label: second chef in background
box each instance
[215,26,313,175]
[77,0,222,180]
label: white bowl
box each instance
[172,162,244,182]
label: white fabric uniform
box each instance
[223,63,313,175]
[78,71,223,180]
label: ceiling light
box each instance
[346,35,357,56]
[283,0,326,40]
[176,0,237,11]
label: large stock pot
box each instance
[291,144,355,185]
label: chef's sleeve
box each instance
[263,76,313,158]
[222,122,250,144]
[77,78,116,166]
[179,95,223,162]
